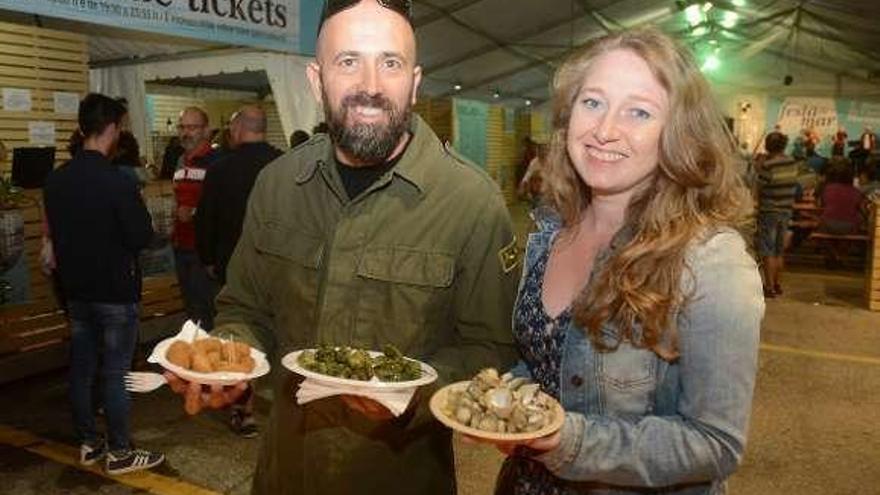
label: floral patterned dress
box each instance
[497,241,572,495]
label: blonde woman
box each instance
[481,28,765,494]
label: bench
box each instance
[808,232,870,242]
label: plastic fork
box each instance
[125,372,168,393]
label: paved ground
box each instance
[2,205,879,494]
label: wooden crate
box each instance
[866,202,880,310]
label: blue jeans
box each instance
[756,211,792,257]
[174,248,219,330]
[68,301,139,452]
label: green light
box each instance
[732,0,746,6]
[721,10,739,28]
[702,54,721,72]
[692,26,708,36]
[685,4,703,26]
[702,2,714,12]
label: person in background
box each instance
[159,136,184,180]
[173,107,220,330]
[818,164,864,268]
[211,126,234,161]
[289,129,310,148]
[112,131,146,188]
[804,138,828,175]
[471,27,763,495]
[517,142,547,206]
[44,93,163,475]
[858,157,880,203]
[832,127,848,157]
[167,1,519,493]
[518,136,538,185]
[195,105,284,438]
[756,131,801,297]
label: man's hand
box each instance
[164,372,249,415]
[461,430,562,457]
[340,395,395,421]
[177,205,195,223]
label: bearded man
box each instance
[170,1,518,493]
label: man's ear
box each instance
[306,61,324,106]
[411,65,423,105]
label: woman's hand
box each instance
[164,371,249,415]
[461,430,562,457]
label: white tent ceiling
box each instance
[3,0,880,106]
[411,0,880,105]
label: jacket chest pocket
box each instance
[598,342,658,417]
[354,247,455,356]
[253,223,324,339]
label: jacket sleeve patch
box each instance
[498,237,521,274]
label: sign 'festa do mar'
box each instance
[0,0,301,52]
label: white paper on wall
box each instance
[28,121,56,146]
[53,92,80,114]
[2,88,32,112]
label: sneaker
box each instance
[79,441,107,466]
[106,448,165,475]
[230,410,259,439]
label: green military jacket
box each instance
[215,115,519,494]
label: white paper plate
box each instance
[147,321,271,386]
[281,349,438,391]
[429,381,565,442]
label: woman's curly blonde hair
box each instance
[541,27,753,359]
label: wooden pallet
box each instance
[865,203,880,311]
[0,20,88,173]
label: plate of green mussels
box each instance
[282,344,438,390]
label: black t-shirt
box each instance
[335,137,411,200]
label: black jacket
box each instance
[44,150,154,303]
[195,141,283,283]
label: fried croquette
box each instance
[166,340,192,369]
[166,337,255,373]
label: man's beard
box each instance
[180,135,201,151]
[325,90,412,165]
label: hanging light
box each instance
[453,83,462,92]
[492,89,501,99]
[721,10,739,28]
[524,99,532,107]
[702,53,721,72]
[685,4,703,26]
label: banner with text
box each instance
[453,98,488,169]
[766,97,880,156]
[0,0,301,53]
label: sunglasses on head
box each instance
[320,0,413,27]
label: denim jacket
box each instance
[513,209,765,494]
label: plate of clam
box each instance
[429,368,565,441]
